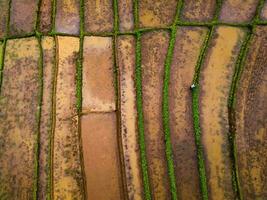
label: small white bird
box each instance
[190,84,196,89]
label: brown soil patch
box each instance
[169,27,208,200]
[141,31,171,200]
[0,37,39,199]
[117,35,143,200]
[181,0,216,22]
[235,26,267,199]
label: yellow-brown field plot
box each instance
[235,26,267,199]
[169,27,208,200]
[52,36,84,199]
[38,36,55,199]
[84,0,114,33]
[117,35,144,200]
[0,37,40,199]
[141,31,171,200]
[199,26,246,200]
[139,0,177,28]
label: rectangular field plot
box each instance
[0,37,40,199]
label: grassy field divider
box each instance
[228,29,253,200]
[161,0,184,199]
[33,34,44,200]
[191,27,214,200]
[76,0,87,199]
[133,0,152,199]
[0,39,7,94]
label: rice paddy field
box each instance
[0,0,266,200]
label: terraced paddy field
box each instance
[0,0,266,200]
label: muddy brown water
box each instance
[199,26,246,200]
[82,36,115,113]
[81,113,124,200]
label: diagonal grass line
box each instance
[0,0,12,94]
[50,35,59,200]
[33,35,44,200]
[135,31,152,200]
[76,1,87,200]
[161,0,184,199]
[51,0,57,33]
[35,0,42,32]
[0,39,7,95]
[191,26,215,200]
[213,0,223,22]
[6,0,12,37]
[228,28,253,200]
[253,0,265,24]
[44,36,56,200]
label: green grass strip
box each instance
[213,0,223,22]
[161,1,184,199]
[32,2,44,198]
[51,0,57,33]
[45,36,56,200]
[49,35,59,200]
[133,0,152,199]
[6,0,12,37]
[33,35,44,200]
[191,26,214,200]
[76,1,87,199]
[35,0,42,32]
[253,0,265,25]
[135,31,152,200]
[0,39,7,94]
